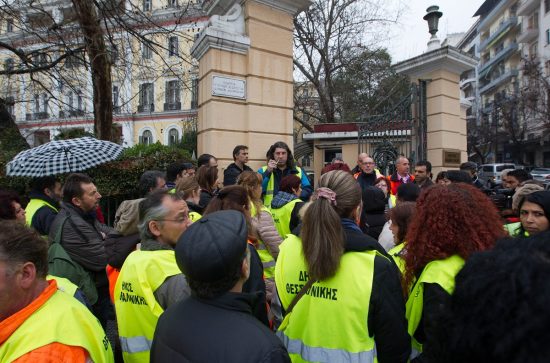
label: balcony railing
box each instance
[517,24,538,43]
[163,102,181,111]
[479,17,518,50]
[59,110,85,118]
[479,68,519,95]
[137,103,154,113]
[479,0,516,31]
[478,42,519,76]
[25,112,49,121]
[517,0,540,16]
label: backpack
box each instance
[48,216,98,305]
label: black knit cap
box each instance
[175,210,248,283]
[525,191,550,220]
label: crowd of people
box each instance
[1,140,550,363]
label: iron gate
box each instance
[358,82,428,175]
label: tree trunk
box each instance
[0,98,30,153]
[72,0,113,141]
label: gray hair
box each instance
[138,189,180,240]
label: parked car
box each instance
[479,163,517,186]
[530,168,550,182]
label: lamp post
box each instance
[423,5,443,51]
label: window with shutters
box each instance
[168,128,179,146]
[6,18,13,33]
[191,78,198,109]
[168,0,178,7]
[546,0,550,13]
[113,85,120,113]
[143,0,152,11]
[142,40,153,60]
[5,96,14,118]
[138,83,154,112]
[168,36,178,56]
[140,130,153,145]
[164,80,180,110]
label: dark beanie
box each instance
[175,210,248,283]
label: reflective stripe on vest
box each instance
[276,331,377,363]
[261,166,303,208]
[276,234,379,363]
[270,198,302,238]
[114,250,181,363]
[25,198,58,227]
[257,240,276,278]
[0,282,113,363]
[405,255,465,358]
[119,336,153,354]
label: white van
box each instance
[479,163,516,186]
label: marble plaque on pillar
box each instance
[212,75,246,100]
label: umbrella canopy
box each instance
[6,137,123,177]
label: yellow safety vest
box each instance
[260,166,303,208]
[189,211,202,222]
[25,198,58,228]
[388,242,406,275]
[0,282,113,363]
[275,234,379,363]
[389,194,397,209]
[114,250,182,363]
[270,198,302,238]
[405,254,465,360]
[504,222,526,237]
[47,274,78,297]
[250,202,277,279]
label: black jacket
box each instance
[28,191,60,236]
[199,189,215,210]
[360,186,388,240]
[151,292,290,363]
[224,162,253,186]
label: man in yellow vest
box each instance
[0,220,113,363]
[25,176,62,236]
[115,189,192,363]
[258,141,312,207]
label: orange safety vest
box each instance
[106,265,120,303]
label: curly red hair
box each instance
[403,183,505,293]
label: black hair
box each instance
[459,161,477,173]
[446,233,550,363]
[446,170,472,184]
[435,171,448,183]
[415,160,432,173]
[232,145,248,161]
[166,161,194,183]
[396,183,421,202]
[138,170,165,197]
[62,173,93,203]
[30,176,59,193]
[266,141,295,170]
[197,154,216,168]
[0,189,21,220]
[508,169,532,184]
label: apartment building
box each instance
[0,0,207,147]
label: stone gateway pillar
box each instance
[191,0,311,173]
[394,46,477,175]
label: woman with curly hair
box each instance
[403,183,504,362]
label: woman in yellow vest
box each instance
[268,174,304,238]
[176,176,203,222]
[275,170,410,362]
[387,202,416,275]
[402,184,505,362]
[237,171,283,302]
[512,190,550,237]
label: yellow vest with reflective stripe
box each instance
[114,250,182,363]
[25,198,58,228]
[189,211,202,222]
[261,166,303,208]
[0,283,113,363]
[405,254,465,360]
[275,234,378,363]
[270,198,302,238]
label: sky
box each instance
[388,0,483,62]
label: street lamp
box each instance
[423,5,443,51]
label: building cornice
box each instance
[202,0,311,15]
[190,26,250,60]
[393,46,479,79]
